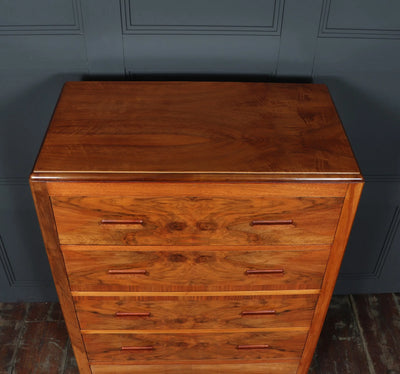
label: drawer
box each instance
[75,294,318,331]
[90,361,300,374]
[63,247,329,291]
[51,195,343,245]
[83,330,308,363]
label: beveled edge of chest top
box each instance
[31,81,362,183]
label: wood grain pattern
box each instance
[82,328,309,335]
[297,182,364,374]
[62,248,330,292]
[47,182,348,197]
[0,305,23,373]
[30,82,363,374]
[90,361,299,374]
[52,195,343,246]
[309,295,370,374]
[13,320,69,374]
[351,294,400,373]
[32,82,361,181]
[29,181,91,374]
[71,290,321,297]
[83,330,308,363]
[74,294,318,331]
[62,244,331,253]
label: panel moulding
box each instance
[339,205,400,280]
[0,234,52,288]
[0,235,15,286]
[121,0,284,36]
[318,0,400,39]
[0,0,83,35]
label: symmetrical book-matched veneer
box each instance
[31,82,363,373]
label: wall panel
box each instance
[319,0,400,38]
[0,0,89,301]
[313,0,400,292]
[1,0,400,299]
[121,0,283,35]
[0,0,82,35]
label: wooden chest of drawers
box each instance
[30,82,363,373]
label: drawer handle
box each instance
[101,219,144,225]
[108,269,148,275]
[121,346,154,351]
[250,220,293,226]
[115,312,151,317]
[245,269,284,275]
[241,310,276,316]
[237,344,270,350]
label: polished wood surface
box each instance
[62,248,330,292]
[90,361,300,374]
[30,82,363,374]
[46,182,348,198]
[33,171,363,182]
[29,182,91,373]
[32,82,361,182]
[83,330,308,363]
[71,290,321,297]
[52,195,342,246]
[74,294,318,330]
[297,183,363,374]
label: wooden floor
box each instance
[1,294,399,374]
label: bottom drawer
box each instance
[90,361,300,374]
[84,331,308,363]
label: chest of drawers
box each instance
[30,81,363,373]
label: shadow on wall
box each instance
[83,72,313,83]
[315,77,400,177]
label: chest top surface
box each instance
[31,81,362,182]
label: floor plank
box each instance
[0,303,26,374]
[25,302,63,323]
[0,320,23,374]
[352,294,400,374]
[13,321,69,374]
[62,341,79,374]
[309,295,370,374]
[0,304,26,322]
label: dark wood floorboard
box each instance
[1,296,400,373]
[62,343,78,374]
[309,295,370,374]
[0,303,74,374]
[13,320,69,374]
[0,304,26,374]
[25,302,63,323]
[351,294,400,374]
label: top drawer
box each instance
[51,190,344,246]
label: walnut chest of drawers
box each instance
[30,81,363,374]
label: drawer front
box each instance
[52,195,343,245]
[84,331,308,363]
[63,248,330,291]
[75,294,318,331]
[90,362,300,374]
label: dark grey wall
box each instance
[1,0,400,301]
